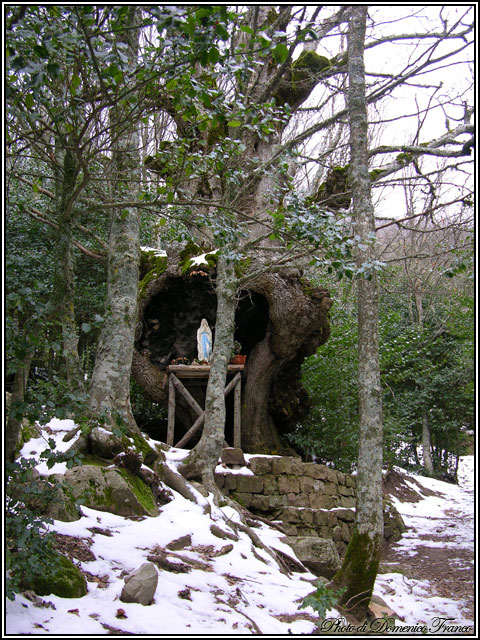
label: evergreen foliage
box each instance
[299,580,346,623]
[296,269,474,477]
[6,445,82,600]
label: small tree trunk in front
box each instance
[88,7,141,435]
[179,254,238,492]
[50,146,85,396]
[422,410,434,475]
[6,350,34,462]
[331,6,383,621]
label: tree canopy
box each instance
[6,4,474,465]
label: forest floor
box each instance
[5,419,475,636]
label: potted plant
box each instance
[230,340,246,365]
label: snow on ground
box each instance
[375,456,475,632]
[6,421,320,636]
[5,419,475,636]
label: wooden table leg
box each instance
[234,375,241,449]
[167,374,176,446]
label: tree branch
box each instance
[26,207,107,261]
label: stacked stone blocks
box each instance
[215,455,403,557]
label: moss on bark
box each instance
[331,529,382,619]
[139,252,167,298]
[274,51,331,109]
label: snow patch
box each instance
[6,418,474,634]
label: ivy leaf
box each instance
[33,44,49,58]
[46,62,60,78]
[240,25,254,35]
[227,120,242,128]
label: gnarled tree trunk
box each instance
[132,254,331,454]
[241,271,331,453]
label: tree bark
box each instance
[49,146,85,396]
[178,254,238,491]
[331,6,384,621]
[422,410,434,475]
[241,271,331,452]
[88,7,141,434]
[6,349,34,462]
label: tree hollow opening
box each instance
[134,275,269,445]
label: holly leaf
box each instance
[272,43,289,64]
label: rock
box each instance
[248,456,273,475]
[44,478,82,522]
[221,447,246,466]
[23,552,87,598]
[271,457,293,474]
[383,500,407,541]
[278,475,300,494]
[281,536,341,578]
[56,465,159,517]
[303,462,329,480]
[120,563,158,606]
[10,472,81,523]
[166,535,192,551]
[235,475,263,494]
[369,594,397,621]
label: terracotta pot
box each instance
[230,355,247,365]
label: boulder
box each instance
[281,536,341,578]
[44,478,82,522]
[383,499,407,542]
[120,562,158,606]
[10,471,81,523]
[55,465,159,517]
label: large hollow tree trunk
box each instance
[241,270,331,453]
[241,333,283,452]
[132,256,331,454]
[331,6,383,621]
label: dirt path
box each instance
[381,469,475,627]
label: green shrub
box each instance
[6,442,82,600]
[299,580,346,623]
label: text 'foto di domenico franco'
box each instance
[319,616,473,634]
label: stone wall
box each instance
[215,452,405,557]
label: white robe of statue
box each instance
[197,318,213,362]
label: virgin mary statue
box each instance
[197,319,213,362]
